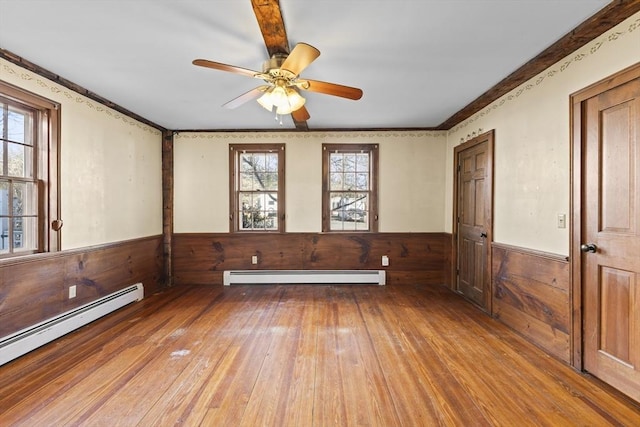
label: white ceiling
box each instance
[0,0,610,131]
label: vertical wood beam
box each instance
[162,130,174,287]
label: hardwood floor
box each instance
[1,284,639,426]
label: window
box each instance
[229,144,285,232]
[0,81,59,257]
[322,143,378,232]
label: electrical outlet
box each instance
[251,255,258,265]
[69,285,77,299]
[382,255,389,267]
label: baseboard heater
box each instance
[223,270,386,286]
[0,283,144,367]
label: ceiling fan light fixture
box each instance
[257,85,306,115]
[280,87,306,114]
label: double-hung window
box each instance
[322,143,378,232]
[229,144,285,232]
[0,81,59,257]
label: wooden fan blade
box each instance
[291,105,310,122]
[251,0,289,56]
[281,43,320,77]
[222,86,269,109]
[193,59,260,78]
[301,79,363,100]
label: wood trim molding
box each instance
[491,242,569,263]
[0,235,162,267]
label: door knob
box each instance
[480,232,487,238]
[580,243,597,253]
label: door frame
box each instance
[570,61,640,370]
[451,130,495,313]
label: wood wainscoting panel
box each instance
[492,243,571,362]
[173,233,448,286]
[0,236,163,338]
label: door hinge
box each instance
[457,164,461,172]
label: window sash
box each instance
[322,144,378,232]
[0,81,59,258]
[0,175,40,254]
[230,144,285,232]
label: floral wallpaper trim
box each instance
[174,130,447,141]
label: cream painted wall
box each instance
[0,59,163,250]
[445,12,640,256]
[173,131,447,233]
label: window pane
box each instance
[8,107,33,145]
[356,172,369,190]
[239,172,255,191]
[330,172,344,191]
[329,192,369,231]
[0,144,4,178]
[0,103,4,136]
[13,216,37,252]
[356,153,369,171]
[265,153,278,172]
[0,180,8,215]
[344,172,356,189]
[0,217,8,254]
[329,153,343,172]
[344,154,356,172]
[8,142,33,178]
[13,181,37,215]
[262,172,278,191]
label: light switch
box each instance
[557,213,566,229]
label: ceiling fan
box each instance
[192,0,363,128]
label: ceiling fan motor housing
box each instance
[262,54,296,80]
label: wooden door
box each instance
[455,131,493,311]
[582,72,640,401]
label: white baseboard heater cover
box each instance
[223,270,386,286]
[0,283,144,367]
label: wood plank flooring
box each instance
[1,284,639,426]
